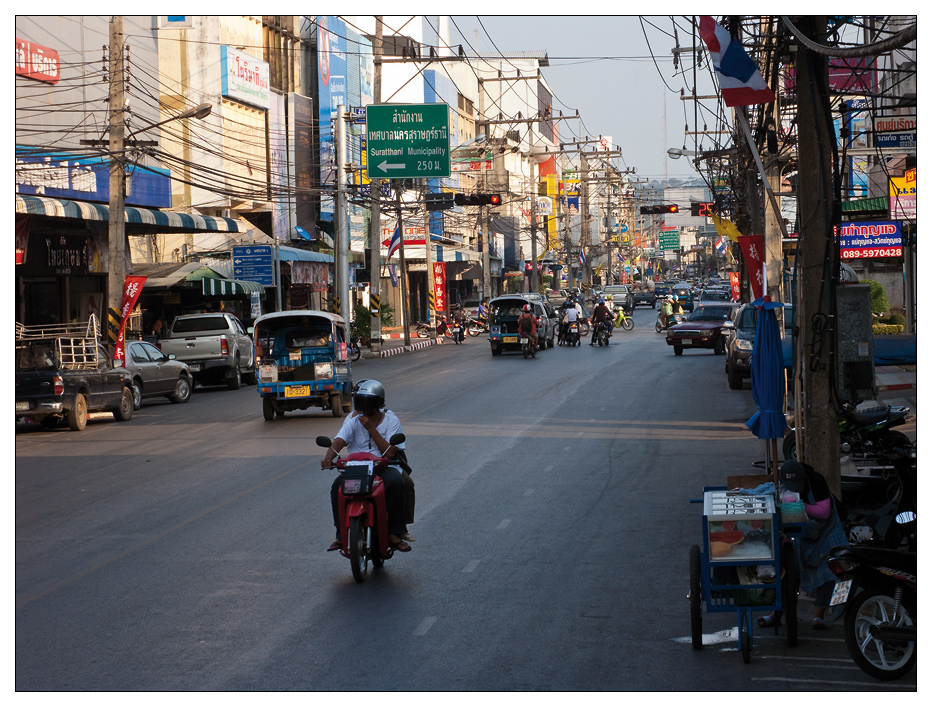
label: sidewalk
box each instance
[361,326,442,358]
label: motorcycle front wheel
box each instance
[621,317,634,331]
[655,319,663,333]
[467,323,484,336]
[844,587,916,680]
[349,517,369,583]
[415,325,430,339]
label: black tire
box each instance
[262,396,275,421]
[330,392,344,418]
[131,379,143,410]
[783,543,799,647]
[878,431,911,453]
[674,345,683,356]
[67,393,88,431]
[689,544,703,650]
[351,345,361,361]
[655,319,663,333]
[727,361,743,390]
[113,388,134,422]
[467,324,483,337]
[844,586,916,680]
[349,516,368,583]
[741,626,751,664]
[169,376,192,404]
[714,336,724,355]
[580,322,590,336]
[242,366,258,386]
[621,317,634,331]
[491,346,501,356]
[415,325,430,339]
[783,432,798,461]
[522,343,529,359]
[227,364,242,390]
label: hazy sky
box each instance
[449,15,722,182]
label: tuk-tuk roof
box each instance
[253,310,347,329]
[490,295,532,305]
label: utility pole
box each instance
[367,17,384,353]
[794,15,842,497]
[395,182,411,347]
[335,103,350,327]
[107,15,125,360]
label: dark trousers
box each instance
[331,466,407,537]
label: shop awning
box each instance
[277,244,334,263]
[201,278,265,295]
[15,194,246,233]
[841,195,889,214]
[133,261,206,288]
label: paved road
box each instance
[15,306,917,691]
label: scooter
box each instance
[594,320,611,346]
[466,316,489,336]
[561,320,581,346]
[521,334,537,358]
[828,543,917,681]
[614,306,635,332]
[655,311,684,333]
[783,401,911,464]
[317,433,407,583]
[841,446,917,551]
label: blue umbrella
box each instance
[745,299,787,481]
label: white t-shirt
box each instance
[335,409,405,455]
[562,307,578,322]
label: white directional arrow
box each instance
[378,160,405,172]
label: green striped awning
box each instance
[201,278,264,295]
[15,194,245,233]
[841,195,889,214]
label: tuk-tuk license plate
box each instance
[830,579,851,606]
[284,385,311,398]
[503,336,518,343]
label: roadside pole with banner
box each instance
[114,275,146,366]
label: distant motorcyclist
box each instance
[559,298,580,343]
[590,298,612,345]
[517,303,538,352]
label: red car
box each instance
[665,303,740,355]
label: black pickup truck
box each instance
[15,319,135,431]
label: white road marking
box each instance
[413,616,437,636]
[497,519,511,530]
[462,560,480,573]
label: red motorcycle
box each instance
[316,433,406,582]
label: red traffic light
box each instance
[454,193,501,206]
[666,204,678,213]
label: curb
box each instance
[376,338,439,357]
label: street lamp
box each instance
[126,103,212,140]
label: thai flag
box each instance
[715,235,728,255]
[699,16,775,107]
[578,249,586,266]
[387,222,402,260]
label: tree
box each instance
[858,279,890,314]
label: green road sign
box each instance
[660,229,680,250]
[365,103,451,179]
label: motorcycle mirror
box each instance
[895,511,917,525]
[315,436,332,448]
[389,433,406,446]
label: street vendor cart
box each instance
[689,485,804,663]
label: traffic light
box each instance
[425,192,456,211]
[639,204,679,215]
[454,193,502,206]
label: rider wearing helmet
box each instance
[517,303,538,351]
[321,379,413,552]
[590,297,612,345]
[558,296,579,344]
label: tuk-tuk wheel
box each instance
[330,392,344,418]
[262,397,275,421]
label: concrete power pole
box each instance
[793,15,842,497]
[368,17,383,352]
[107,16,125,358]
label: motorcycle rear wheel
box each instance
[349,517,369,583]
[415,325,430,339]
[655,319,663,333]
[844,587,916,680]
[467,324,484,337]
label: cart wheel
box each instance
[689,544,703,649]
[783,543,799,647]
[741,627,751,664]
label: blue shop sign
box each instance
[15,147,171,208]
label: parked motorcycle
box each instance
[349,335,361,362]
[466,316,489,337]
[783,401,911,464]
[655,311,684,333]
[415,315,464,343]
[316,433,407,583]
[828,544,917,680]
[840,446,917,552]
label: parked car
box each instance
[723,303,795,389]
[15,317,134,431]
[488,295,557,355]
[158,312,256,389]
[671,286,695,312]
[124,340,193,409]
[600,285,634,312]
[665,303,740,356]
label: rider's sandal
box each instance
[390,540,412,552]
[400,532,416,542]
[327,540,342,552]
[811,618,828,630]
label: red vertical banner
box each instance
[432,262,447,313]
[114,275,147,365]
[729,271,741,301]
[737,235,765,300]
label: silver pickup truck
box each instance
[158,313,256,389]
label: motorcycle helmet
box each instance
[352,379,385,416]
[523,304,531,312]
[598,298,605,305]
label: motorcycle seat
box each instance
[840,545,917,573]
[848,405,892,425]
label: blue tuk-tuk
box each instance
[253,310,352,420]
